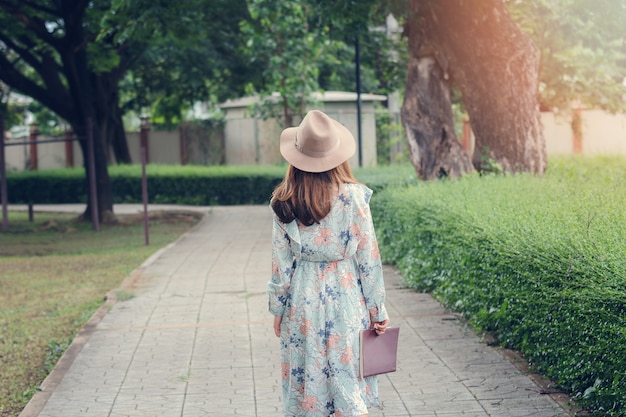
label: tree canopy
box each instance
[119,0,251,128]
[1,0,624,188]
[0,0,253,222]
[508,0,626,114]
[238,0,407,127]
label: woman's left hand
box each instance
[273,315,283,337]
[371,318,389,335]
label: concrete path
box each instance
[18,205,571,417]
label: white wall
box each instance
[542,112,575,155]
[579,110,626,155]
[220,91,385,168]
[126,131,181,164]
[4,109,626,171]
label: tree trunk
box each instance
[417,0,546,174]
[73,119,116,224]
[93,72,132,164]
[62,16,116,224]
[0,1,121,225]
[401,2,474,180]
[401,55,475,179]
[110,106,132,163]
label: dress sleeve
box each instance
[353,186,389,323]
[268,215,295,317]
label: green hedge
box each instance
[4,165,285,205]
[5,163,417,206]
[371,156,626,416]
[6,168,87,204]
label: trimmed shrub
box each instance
[6,168,88,204]
[5,164,416,206]
[371,156,626,416]
[4,165,285,206]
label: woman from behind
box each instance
[268,110,389,417]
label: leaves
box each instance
[239,0,408,127]
[372,156,626,416]
[240,0,327,125]
[508,0,626,113]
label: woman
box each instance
[268,110,389,417]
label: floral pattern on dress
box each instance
[268,183,388,417]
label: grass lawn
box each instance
[0,210,203,417]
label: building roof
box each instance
[220,91,387,109]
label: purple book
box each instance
[359,327,400,378]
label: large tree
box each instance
[0,0,248,222]
[402,0,546,178]
[0,0,119,222]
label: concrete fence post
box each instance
[29,122,39,170]
[179,123,187,165]
[140,116,151,163]
[64,129,74,167]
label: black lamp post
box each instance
[355,32,363,168]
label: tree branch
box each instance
[0,33,44,73]
[0,53,73,121]
[0,32,70,101]
[4,0,59,16]
[0,1,63,49]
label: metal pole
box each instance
[0,116,8,232]
[86,118,99,231]
[355,34,363,168]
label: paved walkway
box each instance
[18,205,571,417]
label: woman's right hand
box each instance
[371,318,389,335]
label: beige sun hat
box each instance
[279,110,356,173]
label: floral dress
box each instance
[268,183,389,417]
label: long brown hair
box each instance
[271,161,358,225]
